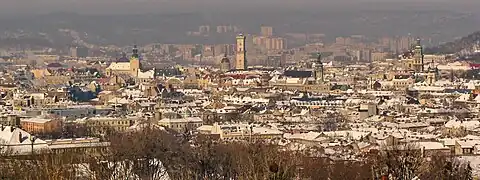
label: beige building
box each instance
[105,45,142,78]
[158,117,203,132]
[197,123,283,141]
[371,52,389,62]
[235,34,247,70]
[260,26,273,37]
[253,36,286,51]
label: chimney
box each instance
[18,132,23,143]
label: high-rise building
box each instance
[361,49,372,62]
[253,36,286,51]
[398,36,414,52]
[70,46,89,58]
[235,34,247,70]
[261,26,273,37]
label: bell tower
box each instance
[314,53,324,84]
[220,45,231,72]
[235,34,247,70]
[130,44,141,77]
[412,38,424,73]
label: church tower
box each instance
[130,44,141,77]
[412,38,424,73]
[235,34,247,70]
[426,59,438,85]
[220,46,231,72]
[313,53,324,84]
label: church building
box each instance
[106,45,151,79]
[269,53,330,93]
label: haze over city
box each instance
[1,0,480,15]
[1,0,480,179]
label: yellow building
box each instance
[85,117,137,135]
[198,123,284,141]
[405,39,425,73]
[44,76,72,85]
[31,69,51,79]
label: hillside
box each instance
[425,31,480,54]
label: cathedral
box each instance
[269,53,330,93]
[404,39,425,73]
[105,45,143,78]
[402,38,438,85]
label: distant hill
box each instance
[425,31,480,54]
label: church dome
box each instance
[47,62,64,68]
[116,56,129,62]
[116,52,129,62]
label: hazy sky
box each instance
[1,0,480,15]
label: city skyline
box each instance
[0,1,480,179]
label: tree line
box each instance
[0,125,474,180]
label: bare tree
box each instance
[369,143,424,180]
[420,154,473,180]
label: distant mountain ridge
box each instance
[425,31,480,54]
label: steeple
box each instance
[224,44,228,58]
[412,38,424,73]
[130,44,141,77]
[316,53,323,65]
[416,38,422,47]
[132,44,139,59]
[314,53,324,83]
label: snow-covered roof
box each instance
[416,142,449,150]
[0,126,49,154]
[106,62,131,71]
[158,117,203,124]
[284,131,323,141]
[445,120,480,131]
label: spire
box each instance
[316,53,322,64]
[224,45,228,57]
[314,52,324,83]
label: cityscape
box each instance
[1,1,480,180]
